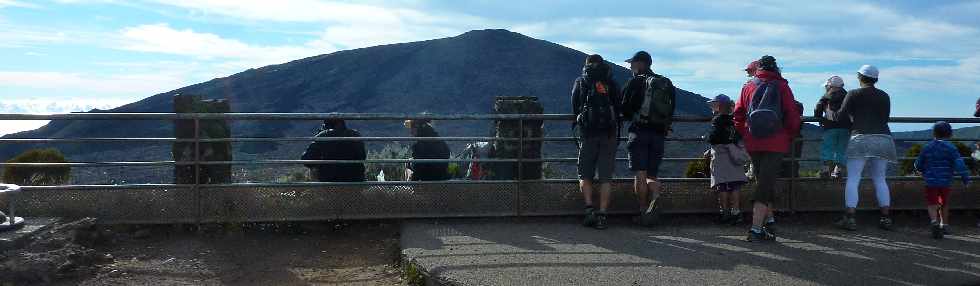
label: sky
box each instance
[1,0,979,135]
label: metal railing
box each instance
[0,113,977,223]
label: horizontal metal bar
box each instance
[2,113,978,123]
[15,175,970,190]
[196,137,517,143]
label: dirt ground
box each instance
[47,221,405,286]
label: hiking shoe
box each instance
[835,215,857,231]
[730,213,745,226]
[931,223,944,239]
[878,216,894,231]
[831,166,843,179]
[716,213,731,225]
[595,213,608,230]
[746,228,776,243]
[583,208,597,228]
[942,225,953,236]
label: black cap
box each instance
[625,51,652,65]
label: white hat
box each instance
[823,75,844,88]
[857,65,879,79]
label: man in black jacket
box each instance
[301,119,367,182]
[405,119,451,181]
[621,51,676,226]
[572,54,621,230]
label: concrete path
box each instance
[402,215,980,286]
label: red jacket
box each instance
[733,71,801,153]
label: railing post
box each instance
[193,117,202,225]
[788,137,798,214]
[516,118,525,216]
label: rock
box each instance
[108,269,123,278]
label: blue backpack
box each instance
[747,79,783,138]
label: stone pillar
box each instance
[173,94,232,184]
[491,96,543,180]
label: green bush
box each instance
[684,157,710,178]
[2,148,71,185]
[902,142,975,176]
[366,143,410,181]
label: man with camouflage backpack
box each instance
[621,51,676,226]
[573,54,622,230]
[733,55,801,242]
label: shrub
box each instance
[2,148,71,185]
[902,142,975,176]
[684,157,710,178]
[366,143,410,181]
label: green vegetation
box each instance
[2,148,71,186]
[366,143,410,181]
[684,157,710,178]
[902,142,976,176]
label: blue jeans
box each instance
[820,129,849,164]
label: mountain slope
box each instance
[0,29,710,161]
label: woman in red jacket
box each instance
[733,55,802,242]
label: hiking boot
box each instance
[878,216,894,231]
[763,219,776,234]
[835,215,857,231]
[746,228,776,243]
[595,213,608,230]
[931,223,944,239]
[716,213,731,225]
[730,213,745,226]
[583,208,597,228]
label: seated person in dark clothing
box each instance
[404,119,451,181]
[301,119,366,182]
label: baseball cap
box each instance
[625,51,652,65]
[857,65,879,79]
[707,94,732,104]
[823,75,844,88]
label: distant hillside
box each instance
[0,29,722,182]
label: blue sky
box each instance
[1,0,979,135]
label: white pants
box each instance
[845,157,890,209]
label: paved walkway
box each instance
[402,215,980,286]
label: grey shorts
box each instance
[578,135,618,183]
[627,127,666,176]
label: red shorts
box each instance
[924,187,952,206]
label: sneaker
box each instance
[942,225,952,236]
[763,219,776,234]
[730,213,745,226]
[595,213,608,230]
[746,228,776,243]
[835,215,857,231]
[831,166,843,179]
[931,223,944,239]
[879,216,894,231]
[716,213,731,225]
[583,208,597,228]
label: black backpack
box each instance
[576,79,617,136]
[747,79,784,138]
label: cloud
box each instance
[0,70,187,97]
[144,1,489,51]
[119,23,327,67]
[0,0,38,8]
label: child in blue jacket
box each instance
[914,121,970,239]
